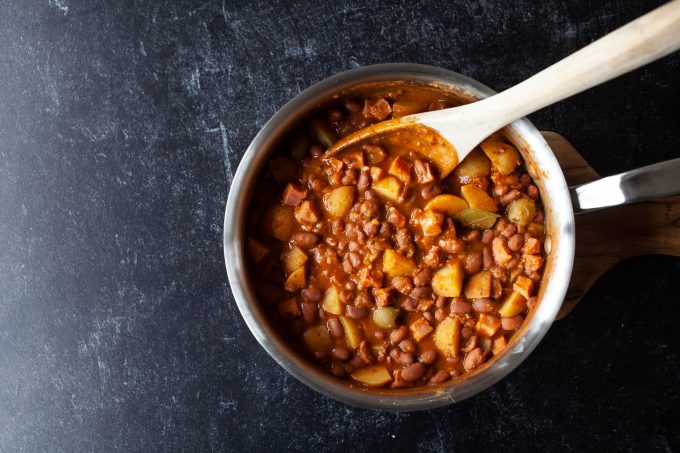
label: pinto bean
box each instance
[507,233,524,252]
[345,305,368,320]
[401,363,427,382]
[472,298,496,313]
[502,314,524,331]
[399,352,415,365]
[301,286,322,302]
[410,286,432,299]
[450,298,472,314]
[331,347,351,361]
[482,230,495,244]
[301,302,317,323]
[293,232,319,249]
[327,318,344,338]
[413,268,432,287]
[390,326,408,344]
[463,347,485,370]
[430,370,450,384]
[483,247,494,269]
[399,339,416,353]
[462,335,478,353]
[419,349,437,365]
[464,251,483,274]
[331,363,346,377]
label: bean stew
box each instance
[245,84,546,389]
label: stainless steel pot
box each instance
[223,63,680,411]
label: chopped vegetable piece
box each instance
[310,118,338,147]
[424,194,469,217]
[507,196,536,226]
[453,148,491,181]
[372,176,402,202]
[277,298,300,319]
[323,186,355,218]
[351,365,392,387]
[464,270,492,299]
[499,291,527,317]
[480,140,521,175]
[476,314,501,337]
[382,249,416,279]
[303,325,332,354]
[434,317,461,358]
[410,318,433,342]
[392,100,427,118]
[373,307,400,329]
[431,260,464,297]
[340,316,363,349]
[284,246,308,274]
[284,266,306,292]
[513,275,534,299]
[461,184,497,212]
[247,237,270,263]
[265,204,295,241]
[388,156,413,183]
[321,286,342,315]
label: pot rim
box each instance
[224,63,575,411]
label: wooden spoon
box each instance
[326,0,680,177]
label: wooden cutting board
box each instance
[542,132,680,319]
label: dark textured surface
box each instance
[1,0,679,451]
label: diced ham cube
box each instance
[282,183,307,206]
[363,97,392,121]
[413,159,435,184]
[523,237,541,255]
[492,237,512,266]
[294,200,320,225]
[410,318,433,342]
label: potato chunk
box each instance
[434,317,461,358]
[431,260,464,297]
[372,307,400,330]
[513,275,534,299]
[323,186,354,218]
[498,291,527,317]
[382,249,416,279]
[480,140,521,176]
[247,237,270,263]
[372,176,402,202]
[453,148,491,182]
[340,316,363,349]
[284,266,306,292]
[464,270,492,299]
[460,184,497,213]
[321,286,342,315]
[424,194,469,217]
[392,100,427,118]
[351,365,392,387]
[264,204,295,241]
[283,246,308,274]
[303,325,332,354]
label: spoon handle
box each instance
[474,0,680,137]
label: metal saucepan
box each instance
[223,63,680,411]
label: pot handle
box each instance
[569,158,680,214]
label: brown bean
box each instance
[399,352,415,365]
[413,268,432,287]
[292,232,319,249]
[402,297,418,312]
[450,298,471,314]
[345,305,368,320]
[301,286,322,303]
[419,349,437,365]
[466,230,481,241]
[435,296,446,308]
[461,326,473,340]
[464,251,483,274]
[462,335,478,353]
[520,173,531,186]
[483,246,494,269]
[389,348,400,362]
[355,290,373,307]
[502,314,524,331]
[390,326,408,344]
[401,363,427,382]
[527,184,539,200]
[420,183,441,199]
[502,223,517,238]
[339,290,352,304]
[482,230,495,244]
[399,338,416,353]
[430,370,450,384]
[331,347,350,361]
[301,302,317,323]
[501,189,521,206]
[463,347,484,370]
[526,296,538,309]
[434,308,446,322]
[328,108,343,123]
[410,286,432,299]
[472,298,496,313]
[331,363,346,377]
[507,233,524,252]
[327,318,344,338]
[363,221,379,237]
[344,98,362,112]
[309,143,324,158]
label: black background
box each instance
[1,1,679,451]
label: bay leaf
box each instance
[453,208,500,230]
